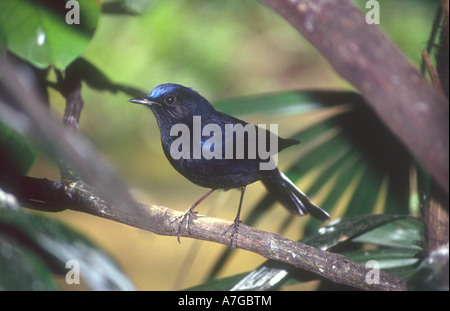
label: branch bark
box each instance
[260,0,449,194]
[13,175,406,291]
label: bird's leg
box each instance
[173,188,214,243]
[224,186,246,248]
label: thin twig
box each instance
[422,50,443,93]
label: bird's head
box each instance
[129,84,215,124]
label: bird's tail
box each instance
[263,170,330,221]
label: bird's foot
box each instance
[223,216,242,248]
[172,206,198,243]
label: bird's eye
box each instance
[164,95,176,105]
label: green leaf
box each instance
[0,0,101,69]
[185,273,248,291]
[301,214,411,250]
[0,25,7,61]
[343,248,420,279]
[0,188,135,290]
[408,244,449,291]
[353,217,424,250]
[0,123,39,175]
[214,91,361,117]
[0,234,58,290]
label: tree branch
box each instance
[260,0,449,194]
[13,175,406,291]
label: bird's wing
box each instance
[200,112,299,159]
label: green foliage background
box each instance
[0,0,441,290]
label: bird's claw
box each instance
[172,206,198,243]
[223,216,242,248]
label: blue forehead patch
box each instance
[148,83,195,100]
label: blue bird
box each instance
[129,84,330,246]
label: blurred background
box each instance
[5,0,438,290]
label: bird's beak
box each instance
[128,98,155,105]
